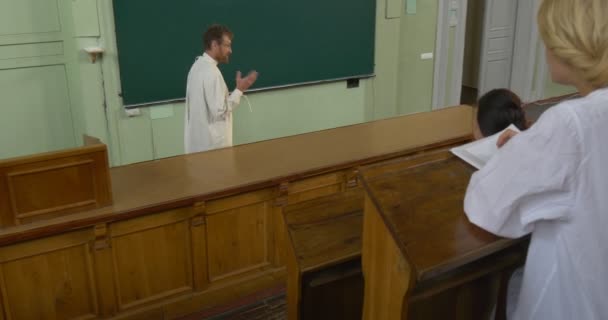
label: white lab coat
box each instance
[184,53,242,153]
[464,87,608,320]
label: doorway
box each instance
[460,0,484,105]
[433,0,541,109]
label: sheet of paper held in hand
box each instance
[451,124,521,170]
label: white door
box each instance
[477,0,518,96]
[0,0,77,159]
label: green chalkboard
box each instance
[112,0,376,106]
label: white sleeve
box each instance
[464,107,581,238]
[204,72,242,121]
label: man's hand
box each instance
[497,129,518,148]
[236,70,259,92]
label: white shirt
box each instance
[464,87,608,320]
[184,53,242,153]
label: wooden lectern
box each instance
[360,148,528,320]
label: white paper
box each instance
[451,124,520,169]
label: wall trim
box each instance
[431,0,449,109]
[435,0,546,106]
[511,0,545,102]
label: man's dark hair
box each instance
[476,88,527,137]
[203,24,233,50]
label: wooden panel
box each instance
[110,206,197,237]
[190,214,209,291]
[0,145,112,227]
[291,212,362,273]
[0,230,98,320]
[287,172,345,204]
[284,187,363,226]
[406,247,524,320]
[408,274,499,320]
[360,151,520,281]
[9,160,97,219]
[361,195,411,320]
[111,215,193,310]
[285,188,364,273]
[360,148,530,319]
[0,229,92,263]
[206,201,270,281]
[285,187,365,320]
[91,224,118,317]
[286,227,302,320]
[269,205,288,268]
[206,188,274,214]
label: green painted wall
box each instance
[532,42,577,99]
[1,0,573,164]
[544,79,576,98]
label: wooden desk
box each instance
[285,188,364,320]
[360,149,527,320]
[0,106,474,319]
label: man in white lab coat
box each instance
[184,24,258,154]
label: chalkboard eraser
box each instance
[347,78,360,89]
[84,46,104,63]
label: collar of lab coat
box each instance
[202,53,218,66]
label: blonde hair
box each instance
[538,0,608,88]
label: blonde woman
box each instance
[464,0,608,319]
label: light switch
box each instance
[125,108,141,117]
[420,52,434,60]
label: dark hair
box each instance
[203,24,233,50]
[476,89,527,137]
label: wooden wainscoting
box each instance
[109,207,199,311]
[0,229,98,319]
[205,188,276,283]
[0,145,112,227]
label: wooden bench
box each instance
[285,187,364,320]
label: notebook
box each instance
[451,124,520,170]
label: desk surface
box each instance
[109,106,471,214]
[285,188,364,273]
[0,106,472,244]
[359,149,520,282]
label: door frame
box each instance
[432,0,546,109]
[510,0,546,101]
[432,0,468,109]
